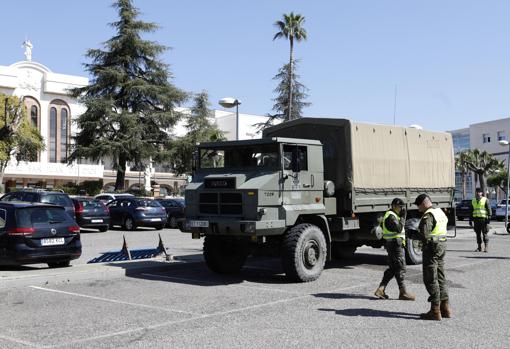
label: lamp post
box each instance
[219,97,241,140]
[499,139,510,233]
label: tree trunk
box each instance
[461,170,466,200]
[288,38,293,121]
[0,160,7,192]
[115,153,127,191]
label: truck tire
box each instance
[331,242,357,259]
[405,237,423,265]
[282,223,327,282]
[203,236,248,274]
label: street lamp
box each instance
[499,139,510,233]
[219,97,241,140]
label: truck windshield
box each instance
[199,144,279,169]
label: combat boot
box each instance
[483,243,488,253]
[398,287,416,301]
[420,304,441,321]
[440,300,452,318]
[374,286,389,299]
[474,244,482,252]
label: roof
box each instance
[198,137,322,148]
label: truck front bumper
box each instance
[187,218,286,236]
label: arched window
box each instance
[49,107,57,163]
[60,109,68,162]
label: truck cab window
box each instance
[283,145,308,171]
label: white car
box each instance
[94,193,134,204]
[495,200,510,221]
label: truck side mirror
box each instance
[292,158,300,173]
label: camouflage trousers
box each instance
[473,219,489,245]
[380,238,406,289]
[422,241,449,305]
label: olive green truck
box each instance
[184,118,456,282]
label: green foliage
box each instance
[56,182,78,195]
[462,148,505,194]
[487,170,508,194]
[163,91,225,175]
[261,60,310,129]
[273,12,308,121]
[0,94,45,181]
[70,0,187,191]
[81,180,104,196]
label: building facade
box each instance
[0,52,270,195]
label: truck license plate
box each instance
[41,238,65,246]
[190,220,209,228]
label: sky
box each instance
[1,0,510,132]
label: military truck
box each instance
[184,118,455,282]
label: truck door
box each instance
[282,144,311,204]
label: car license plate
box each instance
[41,238,65,246]
[91,219,103,223]
[189,220,209,228]
[150,218,161,222]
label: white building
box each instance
[0,46,271,195]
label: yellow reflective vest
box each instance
[422,208,448,239]
[382,210,405,240]
[471,197,488,218]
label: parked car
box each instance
[156,198,185,228]
[107,198,167,230]
[0,202,81,267]
[0,189,76,220]
[94,193,135,205]
[456,199,472,222]
[495,200,510,221]
[72,197,110,232]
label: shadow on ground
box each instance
[318,307,420,319]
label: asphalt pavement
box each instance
[1,221,510,348]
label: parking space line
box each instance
[141,273,303,295]
[0,333,42,348]
[29,286,200,316]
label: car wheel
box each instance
[99,226,108,233]
[124,216,136,231]
[47,260,71,268]
[282,223,327,282]
[169,216,178,228]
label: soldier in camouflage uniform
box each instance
[374,198,416,300]
[412,193,452,321]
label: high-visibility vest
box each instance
[382,210,405,240]
[471,197,488,218]
[423,207,448,238]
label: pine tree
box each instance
[168,91,225,175]
[70,0,187,190]
[262,60,310,129]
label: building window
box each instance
[498,131,506,141]
[483,133,491,144]
[49,107,57,163]
[30,106,38,128]
[60,109,68,163]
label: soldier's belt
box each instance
[427,236,447,242]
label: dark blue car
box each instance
[107,198,167,230]
[0,202,81,267]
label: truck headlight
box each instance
[241,222,256,234]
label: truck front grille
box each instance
[199,192,242,215]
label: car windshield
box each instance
[199,144,279,169]
[136,200,162,207]
[16,207,70,226]
[81,200,103,208]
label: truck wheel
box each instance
[405,238,422,265]
[331,242,357,259]
[204,236,248,274]
[282,224,327,282]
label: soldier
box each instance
[412,193,452,321]
[471,188,491,252]
[374,198,416,301]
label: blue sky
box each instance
[1,0,509,131]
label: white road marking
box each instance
[0,333,42,348]
[141,273,303,295]
[29,286,199,316]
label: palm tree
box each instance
[273,12,307,121]
[464,149,505,194]
[455,150,472,200]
